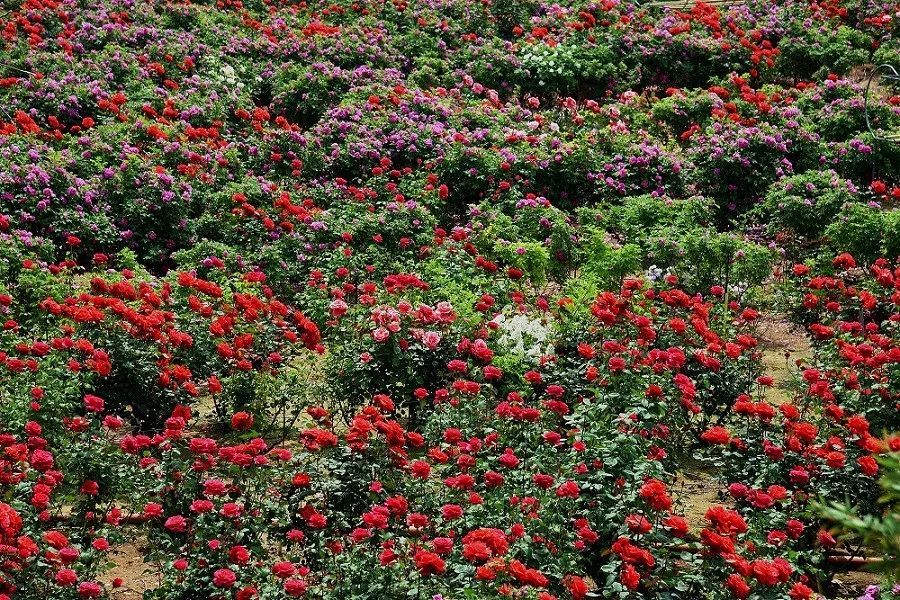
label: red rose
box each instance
[55,568,78,586]
[237,587,259,600]
[751,560,780,586]
[44,530,69,549]
[441,504,463,519]
[213,568,237,588]
[639,479,672,511]
[83,394,104,412]
[663,515,689,538]
[726,574,750,598]
[858,455,879,476]
[700,426,731,445]
[626,514,652,534]
[789,583,813,600]
[432,537,454,555]
[564,575,590,599]
[791,264,810,276]
[555,480,580,498]
[462,541,491,562]
[231,411,254,431]
[0,503,22,541]
[785,519,805,539]
[621,564,640,590]
[164,515,188,533]
[832,253,856,269]
[78,582,102,598]
[30,449,54,472]
[229,545,250,565]
[284,578,308,597]
[413,550,446,576]
[533,473,555,489]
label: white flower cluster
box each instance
[646,265,664,281]
[519,43,578,88]
[221,64,239,88]
[492,313,553,359]
[729,281,749,297]
[205,59,249,98]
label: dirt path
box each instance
[673,315,812,531]
[104,534,157,598]
[756,315,812,405]
[671,468,721,531]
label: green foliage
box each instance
[579,228,642,288]
[885,210,900,259]
[778,21,870,80]
[651,90,716,136]
[473,202,576,283]
[595,196,773,294]
[755,170,857,240]
[825,203,886,265]
[677,231,774,294]
[819,453,900,580]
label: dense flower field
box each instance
[0,0,899,597]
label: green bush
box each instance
[824,203,886,264]
[755,170,857,240]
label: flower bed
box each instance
[0,0,898,597]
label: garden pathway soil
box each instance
[105,533,157,598]
[673,314,810,527]
[756,315,812,405]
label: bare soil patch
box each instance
[104,533,157,598]
[671,467,722,531]
[756,315,812,405]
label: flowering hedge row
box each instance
[1,241,897,598]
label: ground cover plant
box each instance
[0,0,898,597]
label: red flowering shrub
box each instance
[0,414,133,599]
[782,257,900,432]
[36,264,321,429]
